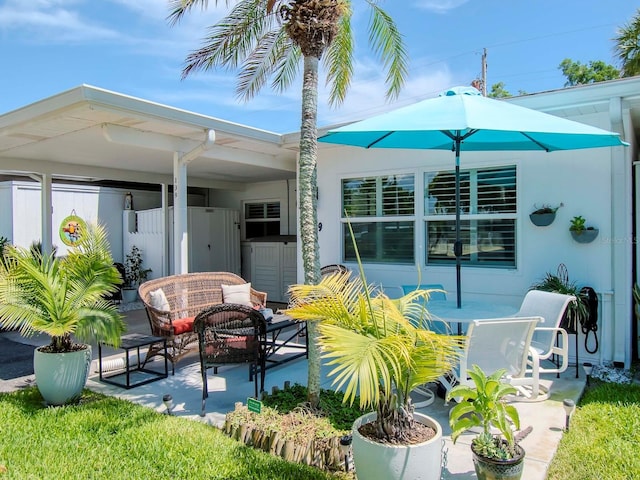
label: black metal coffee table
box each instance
[98,333,168,389]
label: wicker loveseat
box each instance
[138,272,267,374]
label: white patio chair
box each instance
[443,316,545,402]
[513,290,576,376]
[401,283,447,300]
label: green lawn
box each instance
[547,380,640,480]
[3,380,638,479]
[0,388,339,480]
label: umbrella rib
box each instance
[441,129,479,145]
[520,132,550,152]
[366,132,394,149]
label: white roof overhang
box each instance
[0,85,298,188]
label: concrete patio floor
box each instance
[1,305,586,479]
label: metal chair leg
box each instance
[200,367,208,417]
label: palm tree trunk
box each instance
[299,54,321,408]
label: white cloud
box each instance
[153,55,457,131]
[413,0,470,14]
[316,59,454,127]
[107,0,226,28]
[0,0,119,41]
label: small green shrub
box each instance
[262,383,365,431]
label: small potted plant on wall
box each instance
[529,203,563,227]
[448,365,528,480]
[0,224,125,405]
[122,245,152,303]
[285,232,463,480]
[569,215,599,243]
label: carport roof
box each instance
[0,85,298,189]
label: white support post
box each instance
[29,173,52,256]
[172,129,215,275]
[41,173,52,256]
[173,153,188,275]
[161,183,169,277]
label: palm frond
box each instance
[238,28,295,101]
[367,3,408,100]
[323,8,354,106]
[318,323,407,410]
[0,223,124,349]
[167,0,222,26]
[182,0,278,77]
[613,11,640,77]
[271,37,301,92]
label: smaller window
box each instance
[245,202,280,239]
[341,174,415,264]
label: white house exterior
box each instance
[315,77,640,369]
[1,79,639,368]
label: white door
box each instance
[189,208,214,272]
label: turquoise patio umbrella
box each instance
[319,86,627,308]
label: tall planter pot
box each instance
[122,288,138,303]
[472,443,525,480]
[34,345,92,406]
[352,411,442,480]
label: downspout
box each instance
[608,96,630,367]
[173,129,215,274]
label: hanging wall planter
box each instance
[529,203,562,227]
[529,212,556,227]
[569,216,599,243]
[571,228,599,243]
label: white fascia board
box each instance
[0,86,88,131]
[102,124,295,172]
[0,156,246,190]
[506,77,640,113]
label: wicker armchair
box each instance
[138,272,267,374]
[320,264,350,276]
[194,304,267,416]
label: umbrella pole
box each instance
[454,137,462,311]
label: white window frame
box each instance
[340,173,416,265]
[423,165,517,269]
[243,200,281,240]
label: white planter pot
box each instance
[122,288,138,303]
[34,345,92,406]
[352,411,442,480]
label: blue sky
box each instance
[0,0,638,133]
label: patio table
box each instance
[261,313,308,372]
[426,299,518,335]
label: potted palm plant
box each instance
[448,365,527,480]
[0,223,125,405]
[285,247,462,480]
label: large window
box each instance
[424,166,516,268]
[342,174,415,264]
[244,201,280,239]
